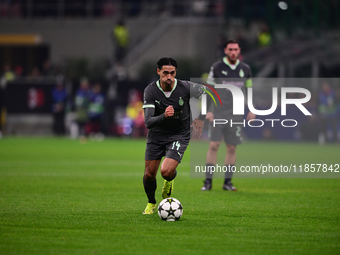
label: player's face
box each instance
[224,43,240,64]
[157,65,176,88]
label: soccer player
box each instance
[201,39,256,191]
[142,57,208,214]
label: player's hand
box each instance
[205,112,214,122]
[164,105,174,118]
[191,118,204,138]
[246,111,256,121]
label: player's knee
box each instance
[226,144,236,155]
[160,168,174,180]
[210,142,220,152]
[144,169,157,181]
[161,172,174,181]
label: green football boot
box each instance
[162,179,174,199]
[142,203,157,215]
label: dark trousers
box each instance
[89,116,102,133]
[53,112,65,135]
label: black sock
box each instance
[224,164,235,184]
[143,175,157,204]
[205,163,214,183]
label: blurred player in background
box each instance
[88,83,105,139]
[52,81,67,135]
[74,77,92,142]
[201,39,255,191]
[142,57,209,214]
[318,82,339,142]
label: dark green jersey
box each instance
[142,79,204,142]
[207,57,252,120]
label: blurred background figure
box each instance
[74,77,91,142]
[125,89,146,137]
[192,0,208,16]
[28,66,42,80]
[0,64,15,138]
[42,60,55,77]
[14,65,23,78]
[1,64,15,86]
[88,83,105,140]
[112,19,129,62]
[318,82,339,143]
[299,113,323,143]
[52,81,68,136]
[257,23,272,48]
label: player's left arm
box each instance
[245,66,256,121]
[189,81,213,138]
[189,81,213,116]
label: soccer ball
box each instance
[158,197,183,221]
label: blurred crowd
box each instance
[117,89,147,137]
[257,82,340,143]
[300,82,340,143]
[65,78,106,142]
[0,61,63,84]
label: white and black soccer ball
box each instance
[158,198,183,221]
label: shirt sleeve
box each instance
[144,107,166,129]
[188,81,213,120]
[189,81,206,100]
[142,86,155,109]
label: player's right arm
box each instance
[143,107,165,129]
[142,85,173,129]
[143,106,174,129]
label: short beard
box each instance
[162,79,173,90]
[227,55,238,64]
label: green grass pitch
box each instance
[0,137,339,255]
